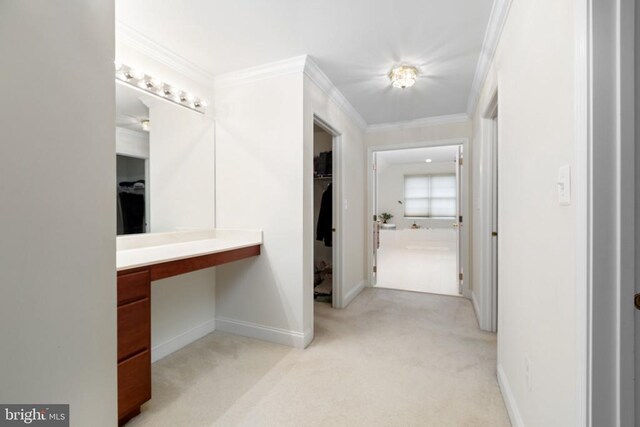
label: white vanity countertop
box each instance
[116,229,263,271]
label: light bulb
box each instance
[128,68,145,80]
[194,98,208,108]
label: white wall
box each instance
[149,102,215,232]
[365,121,472,148]
[470,1,578,425]
[116,40,218,362]
[214,70,308,347]
[376,160,456,229]
[214,57,367,348]
[0,2,117,425]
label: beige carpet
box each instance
[128,288,510,427]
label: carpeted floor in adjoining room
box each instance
[128,288,510,427]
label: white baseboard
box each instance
[497,364,525,427]
[151,318,216,363]
[471,290,482,328]
[215,317,309,349]
[343,280,366,308]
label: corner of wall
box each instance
[497,364,525,427]
[215,317,309,349]
[343,280,366,308]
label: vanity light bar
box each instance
[115,62,208,114]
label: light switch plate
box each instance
[558,164,571,205]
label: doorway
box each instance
[368,141,468,297]
[312,118,342,308]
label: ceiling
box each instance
[377,145,459,164]
[116,82,149,133]
[116,0,494,125]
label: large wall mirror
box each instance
[115,70,213,236]
[116,81,150,235]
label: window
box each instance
[404,174,457,218]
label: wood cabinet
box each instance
[116,244,260,425]
[117,268,151,425]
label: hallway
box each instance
[130,289,509,426]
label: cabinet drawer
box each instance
[117,270,150,306]
[118,349,151,420]
[117,298,150,362]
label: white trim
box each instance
[466,0,513,116]
[151,318,216,363]
[343,280,366,308]
[304,58,368,131]
[574,0,590,425]
[215,55,307,88]
[215,317,309,349]
[617,2,636,425]
[497,364,525,427]
[116,20,215,89]
[366,113,470,133]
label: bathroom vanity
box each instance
[116,229,262,424]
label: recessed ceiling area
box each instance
[377,145,459,165]
[116,0,494,125]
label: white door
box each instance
[491,118,499,331]
[372,152,378,286]
[455,146,462,294]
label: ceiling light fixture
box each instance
[389,65,418,89]
[114,62,208,114]
[425,158,433,163]
[141,119,150,132]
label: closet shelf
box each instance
[314,175,333,180]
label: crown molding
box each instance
[213,55,368,131]
[115,20,216,89]
[214,55,308,88]
[366,113,470,133]
[465,0,513,116]
[303,57,368,131]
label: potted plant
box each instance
[379,212,393,224]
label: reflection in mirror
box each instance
[116,82,149,235]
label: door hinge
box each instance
[459,157,463,166]
[373,266,377,273]
[459,272,463,281]
[635,293,640,310]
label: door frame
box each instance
[366,137,470,298]
[578,0,636,424]
[475,88,499,333]
[313,115,344,309]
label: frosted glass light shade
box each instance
[389,65,418,89]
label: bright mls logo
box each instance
[0,405,68,426]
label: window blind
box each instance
[404,174,457,217]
